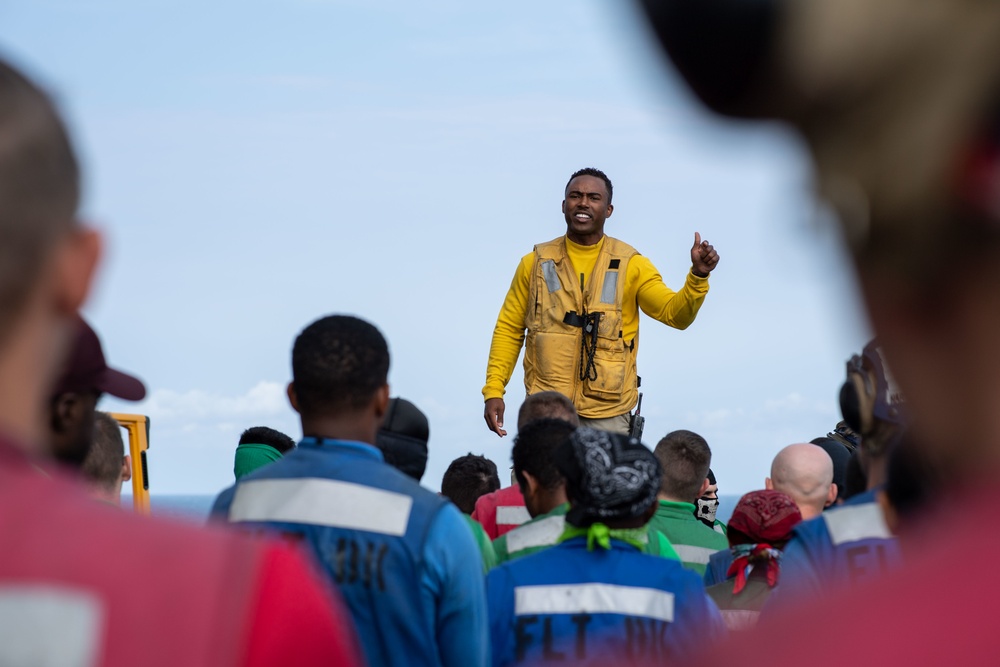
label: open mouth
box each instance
[574,213,591,220]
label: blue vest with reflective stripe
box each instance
[779,490,902,599]
[212,438,448,667]
[486,538,724,666]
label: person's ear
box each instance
[373,384,390,421]
[765,477,774,490]
[605,203,614,218]
[286,382,300,414]
[696,476,711,500]
[520,470,540,498]
[826,483,838,508]
[52,226,102,314]
[121,455,132,484]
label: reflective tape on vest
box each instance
[0,586,103,667]
[823,502,892,546]
[672,544,718,565]
[541,260,561,293]
[507,515,566,554]
[496,505,531,527]
[600,271,618,305]
[229,478,413,536]
[514,583,675,623]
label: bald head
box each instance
[766,443,837,520]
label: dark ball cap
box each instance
[377,397,429,481]
[810,436,851,503]
[52,317,146,401]
[554,427,662,527]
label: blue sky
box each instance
[2,1,870,496]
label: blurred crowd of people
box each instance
[5,0,1000,662]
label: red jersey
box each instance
[471,485,529,540]
[0,435,362,667]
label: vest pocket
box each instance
[581,310,627,400]
[582,347,628,399]
[527,331,577,395]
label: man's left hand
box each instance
[691,232,719,277]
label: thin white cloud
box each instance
[137,381,288,423]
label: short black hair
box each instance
[566,167,613,204]
[517,391,579,430]
[441,454,500,514]
[291,315,390,416]
[654,429,712,502]
[512,418,576,492]
[239,426,296,454]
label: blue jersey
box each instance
[703,549,733,587]
[768,491,902,609]
[487,536,725,666]
[212,438,488,667]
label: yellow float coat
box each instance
[483,235,709,419]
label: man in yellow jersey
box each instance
[483,168,719,436]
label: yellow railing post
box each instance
[109,413,151,515]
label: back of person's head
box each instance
[554,428,661,529]
[517,391,579,430]
[82,412,129,501]
[377,397,429,481]
[654,429,712,502]
[512,418,574,495]
[843,449,867,501]
[291,315,390,417]
[234,426,295,480]
[0,61,80,346]
[727,490,803,550]
[440,454,500,514]
[239,426,295,453]
[49,318,146,467]
[767,443,836,519]
[725,490,803,595]
[809,436,852,504]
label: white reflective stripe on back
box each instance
[672,544,717,565]
[230,478,413,536]
[496,505,531,526]
[823,502,892,546]
[0,586,103,667]
[506,515,566,554]
[515,583,674,623]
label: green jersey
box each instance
[494,503,681,564]
[647,500,729,575]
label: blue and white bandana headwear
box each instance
[554,427,661,527]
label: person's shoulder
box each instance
[604,234,640,254]
[697,521,730,547]
[624,546,700,580]
[67,484,264,564]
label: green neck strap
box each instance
[558,522,646,551]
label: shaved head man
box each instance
[766,444,837,520]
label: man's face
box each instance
[562,175,613,243]
[703,482,719,501]
[50,390,100,466]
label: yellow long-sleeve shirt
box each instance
[483,236,709,401]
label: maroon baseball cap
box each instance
[51,317,146,401]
